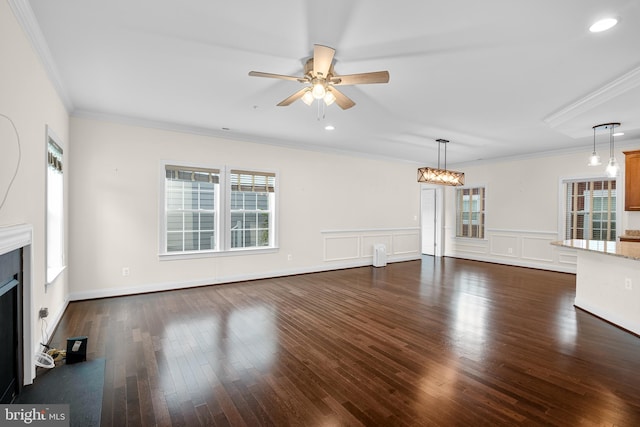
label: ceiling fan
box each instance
[249,44,390,110]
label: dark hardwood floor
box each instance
[49,257,640,426]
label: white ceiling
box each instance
[20,0,640,165]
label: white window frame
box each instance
[560,175,619,241]
[46,126,66,284]
[159,161,278,259]
[227,169,277,251]
[164,163,221,254]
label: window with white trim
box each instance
[456,187,485,238]
[161,164,277,255]
[564,178,617,241]
[230,170,276,249]
[46,129,65,283]
[165,165,220,252]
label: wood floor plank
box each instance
[47,257,640,426]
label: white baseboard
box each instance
[67,251,572,303]
[574,298,640,336]
[37,296,69,348]
[448,253,576,274]
[68,255,420,301]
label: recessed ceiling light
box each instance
[325,125,335,131]
[589,17,618,33]
[613,132,624,137]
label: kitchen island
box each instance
[552,239,640,335]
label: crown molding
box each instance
[543,63,640,129]
[8,0,73,111]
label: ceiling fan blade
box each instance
[329,87,355,110]
[313,45,335,78]
[249,71,305,82]
[331,71,390,85]
[277,88,309,106]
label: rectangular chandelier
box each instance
[417,167,465,186]
[417,139,465,186]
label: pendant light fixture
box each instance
[604,123,621,177]
[591,123,620,177]
[587,125,601,166]
[417,139,465,186]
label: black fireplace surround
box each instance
[0,248,23,403]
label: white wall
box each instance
[443,142,640,272]
[0,0,70,365]
[68,117,422,299]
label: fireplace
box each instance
[0,247,22,403]
[0,225,34,395]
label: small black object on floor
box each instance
[14,358,105,427]
[66,336,88,364]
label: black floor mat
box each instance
[14,358,105,427]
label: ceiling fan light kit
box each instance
[417,139,465,186]
[249,44,390,110]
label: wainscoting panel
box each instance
[451,229,575,273]
[521,235,555,262]
[322,228,420,265]
[323,235,360,262]
[558,250,578,266]
[453,238,488,255]
[490,234,519,258]
[362,235,393,257]
[393,232,421,255]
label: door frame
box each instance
[420,186,444,256]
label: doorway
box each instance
[421,187,444,256]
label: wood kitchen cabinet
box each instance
[624,149,640,211]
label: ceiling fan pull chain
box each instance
[316,99,326,121]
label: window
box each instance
[161,164,277,256]
[456,187,485,238]
[46,128,65,283]
[165,165,219,252]
[564,178,616,241]
[230,170,276,249]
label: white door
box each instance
[421,187,443,256]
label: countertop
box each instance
[551,239,640,261]
[620,229,640,241]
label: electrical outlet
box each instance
[287,254,293,261]
[39,307,48,319]
[625,278,632,290]
[122,267,130,277]
[507,248,513,254]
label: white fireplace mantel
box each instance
[0,223,35,385]
[0,224,33,255]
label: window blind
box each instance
[456,187,485,238]
[230,170,275,193]
[564,178,616,241]
[165,165,220,183]
[48,140,63,172]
